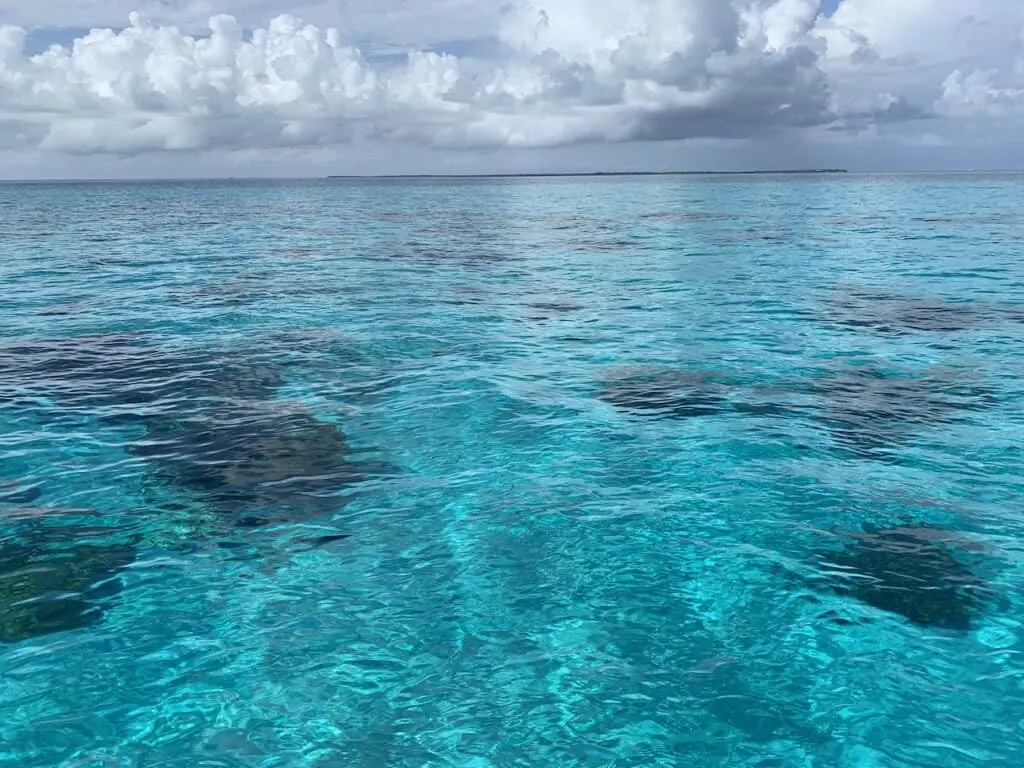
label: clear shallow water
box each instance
[1,174,1023,766]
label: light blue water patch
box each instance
[1,174,1023,766]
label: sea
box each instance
[1,173,1023,767]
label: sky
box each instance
[1,0,1023,178]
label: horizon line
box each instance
[4,168,1024,183]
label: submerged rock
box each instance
[0,482,42,506]
[0,332,141,385]
[601,381,727,418]
[0,332,287,414]
[805,525,1000,630]
[804,363,999,459]
[524,300,586,322]
[826,294,984,334]
[0,516,137,643]
[128,405,391,524]
[3,332,396,534]
[598,367,746,419]
[595,362,998,464]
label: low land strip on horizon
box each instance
[326,169,850,179]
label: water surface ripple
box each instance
[2,175,1023,767]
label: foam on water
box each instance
[1,174,1023,766]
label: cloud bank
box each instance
[0,0,1022,158]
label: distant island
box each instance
[327,169,849,179]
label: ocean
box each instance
[1,174,1023,766]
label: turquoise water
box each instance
[1,174,1023,766]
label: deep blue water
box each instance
[1,174,1023,767]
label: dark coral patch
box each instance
[807,526,1000,630]
[597,367,796,421]
[0,333,287,415]
[826,294,983,335]
[0,482,42,506]
[598,367,738,419]
[127,406,385,523]
[804,363,999,460]
[0,517,136,643]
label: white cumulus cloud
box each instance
[816,0,1024,122]
[0,0,1022,161]
[0,1,833,155]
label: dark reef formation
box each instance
[827,294,982,334]
[596,366,783,420]
[1,329,394,541]
[595,361,999,462]
[804,363,998,460]
[0,333,286,414]
[0,482,42,505]
[127,406,388,526]
[802,525,1001,630]
[825,292,1024,337]
[0,515,137,643]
